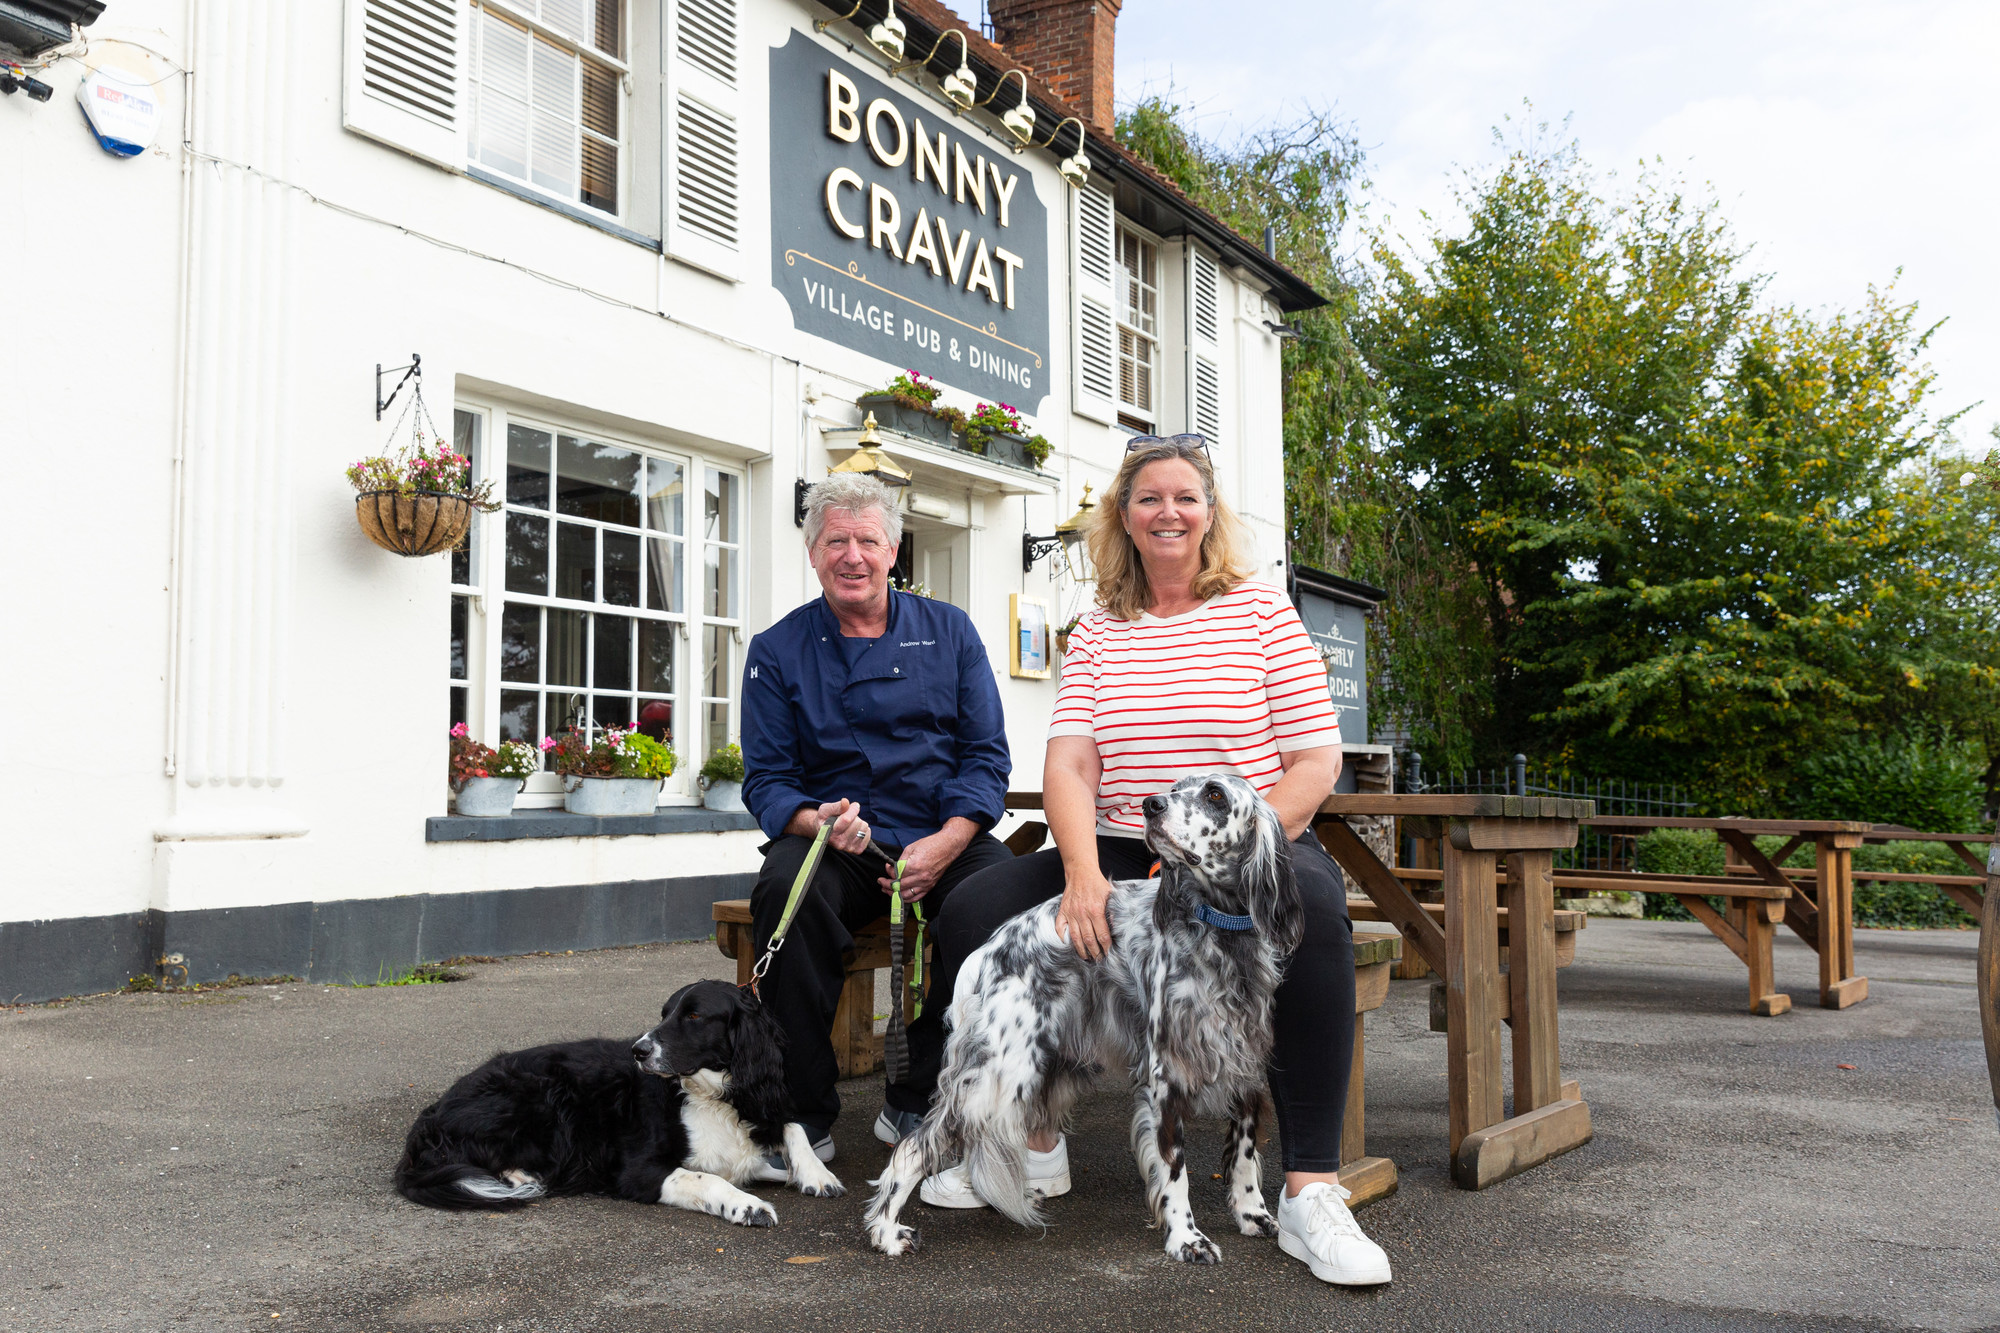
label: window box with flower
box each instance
[855,375,1052,472]
[448,724,540,817]
[855,371,956,446]
[542,725,678,816]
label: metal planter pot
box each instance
[563,776,663,816]
[702,779,746,812]
[452,776,523,817]
[855,394,955,445]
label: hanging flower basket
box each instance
[355,489,475,557]
[346,367,497,558]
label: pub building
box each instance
[4,0,1367,1001]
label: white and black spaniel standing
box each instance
[865,774,1304,1262]
[395,979,842,1225]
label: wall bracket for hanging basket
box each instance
[377,353,421,421]
[354,489,473,557]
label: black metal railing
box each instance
[1401,752,1693,872]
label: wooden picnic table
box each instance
[1581,816,1870,1013]
[1314,793,1595,1190]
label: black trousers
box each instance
[749,831,1014,1138]
[916,829,1357,1172]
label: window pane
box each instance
[592,613,632,690]
[548,689,586,735]
[507,424,551,510]
[636,697,673,744]
[593,0,621,56]
[548,609,588,687]
[539,0,589,43]
[705,625,733,699]
[646,457,684,534]
[450,686,468,730]
[555,521,596,601]
[705,702,730,771]
[704,468,739,542]
[500,604,541,683]
[530,39,579,195]
[452,410,482,585]
[505,513,549,595]
[603,530,640,606]
[705,543,738,619]
[499,689,540,745]
[450,594,469,680]
[475,11,531,181]
[645,536,684,613]
[638,619,676,693]
[589,693,631,731]
[556,435,641,526]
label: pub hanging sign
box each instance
[769,31,1052,410]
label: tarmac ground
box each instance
[3,916,1996,1333]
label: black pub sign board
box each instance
[769,32,1053,412]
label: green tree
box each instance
[1362,136,2000,808]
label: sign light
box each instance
[78,66,159,157]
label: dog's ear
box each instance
[724,990,793,1129]
[1249,798,1305,955]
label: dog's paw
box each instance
[1167,1229,1222,1265]
[1234,1207,1278,1238]
[868,1221,921,1256]
[795,1175,846,1199]
[729,1199,778,1228]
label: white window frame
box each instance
[454,396,747,808]
[1116,221,1163,429]
[468,0,631,222]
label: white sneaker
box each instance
[919,1137,1072,1210]
[1276,1182,1392,1285]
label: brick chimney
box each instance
[987,0,1123,134]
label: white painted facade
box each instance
[3,0,1301,954]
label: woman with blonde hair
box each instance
[875,435,1391,1285]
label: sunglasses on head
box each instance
[1124,433,1210,453]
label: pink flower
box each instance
[450,722,469,737]
[538,737,558,751]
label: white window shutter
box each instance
[1072,181,1118,424]
[666,0,741,279]
[342,0,470,170]
[1187,244,1222,444]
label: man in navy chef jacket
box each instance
[740,473,1012,1162]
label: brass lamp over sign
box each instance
[1023,482,1095,573]
[829,412,915,487]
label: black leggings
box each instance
[906,830,1357,1173]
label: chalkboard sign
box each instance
[1290,567,1385,748]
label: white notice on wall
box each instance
[78,66,160,158]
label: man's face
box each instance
[810,508,896,619]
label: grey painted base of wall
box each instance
[0,872,757,1004]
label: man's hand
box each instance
[1056,865,1115,961]
[878,817,978,901]
[785,799,872,856]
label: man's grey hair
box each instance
[802,472,904,549]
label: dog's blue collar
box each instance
[1193,901,1256,932]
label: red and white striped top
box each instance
[1049,582,1342,838]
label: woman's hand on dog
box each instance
[1056,866,1115,961]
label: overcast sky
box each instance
[1115,0,1999,453]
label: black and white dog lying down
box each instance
[866,774,1303,1262]
[395,979,842,1224]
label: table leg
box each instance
[1981,840,2000,1131]
[1441,838,1504,1155]
[1816,837,1868,1009]
[1743,898,1791,1016]
[1503,849,1560,1113]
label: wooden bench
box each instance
[713,901,922,1080]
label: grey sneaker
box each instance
[749,1132,834,1184]
[874,1106,925,1144]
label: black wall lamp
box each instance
[1022,483,1094,574]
